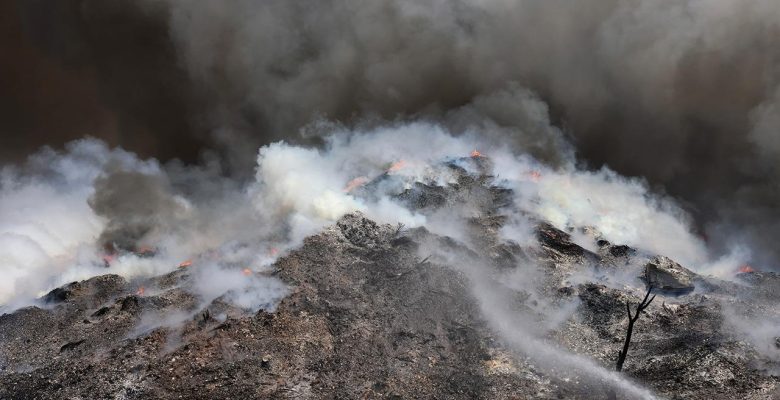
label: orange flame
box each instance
[737,265,755,274]
[136,286,146,296]
[343,176,369,192]
[387,159,407,173]
[179,259,193,268]
[470,149,483,158]
[242,268,253,277]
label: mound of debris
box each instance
[1,158,779,399]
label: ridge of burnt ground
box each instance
[1,157,779,399]
[0,214,558,399]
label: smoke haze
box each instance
[4,0,780,266]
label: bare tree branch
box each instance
[615,285,655,373]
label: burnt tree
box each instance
[615,285,655,372]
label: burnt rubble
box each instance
[1,160,779,399]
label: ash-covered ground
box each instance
[1,155,778,399]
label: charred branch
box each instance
[616,285,656,372]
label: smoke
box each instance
[435,248,658,399]
[7,0,780,265]
[244,120,706,396]
[0,139,149,306]
[88,165,189,251]
[163,0,777,267]
[722,303,780,368]
[0,116,716,304]
[0,112,758,398]
[4,1,780,396]
[0,138,288,313]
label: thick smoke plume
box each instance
[7,0,780,266]
[162,0,780,267]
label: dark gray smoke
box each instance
[6,0,780,267]
[88,163,185,252]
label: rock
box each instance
[41,286,73,304]
[395,182,448,211]
[537,224,585,257]
[609,245,635,258]
[90,306,112,317]
[59,340,85,353]
[644,256,696,295]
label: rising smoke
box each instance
[6,0,780,266]
[2,1,779,397]
[0,121,698,396]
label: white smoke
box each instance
[520,166,707,268]
[0,138,287,313]
[0,119,732,306]
[0,139,158,306]
[250,122,474,242]
[0,117,758,398]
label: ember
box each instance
[179,260,193,268]
[470,149,483,158]
[343,176,369,192]
[242,268,253,276]
[136,286,145,296]
[737,265,755,274]
[135,245,156,257]
[387,160,407,173]
[529,170,542,182]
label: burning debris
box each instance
[387,159,408,173]
[2,147,779,399]
[738,265,756,274]
[343,176,369,192]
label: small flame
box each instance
[387,159,407,173]
[529,170,542,182]
[737,264,755,274]
[343,176,369,192]
[242,268,253,276]
[470,149,483,158]
[269,247,279,256]
[136,286,145,296]
[179,259,193,268]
